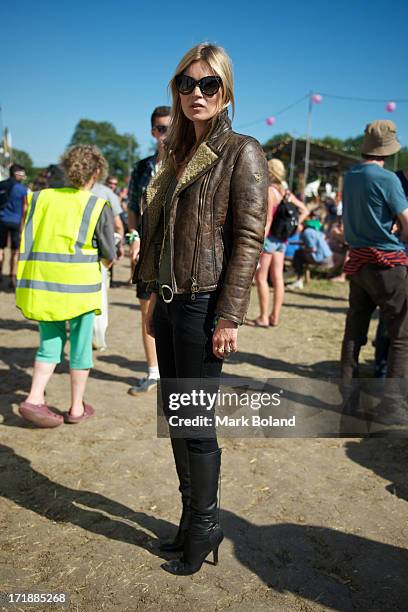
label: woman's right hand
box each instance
[286,190,308,220]
[145,293,157,338]
[129,238,140,264]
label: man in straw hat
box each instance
[340,120,408,432]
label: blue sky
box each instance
[2,0,407,167]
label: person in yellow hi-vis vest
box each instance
[16,145,116,428]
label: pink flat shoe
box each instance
[19,401,63,428]
[245,318,269,328]
[64,403,95,424]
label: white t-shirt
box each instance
[92,183,122,217]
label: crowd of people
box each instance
[2,41,408,576]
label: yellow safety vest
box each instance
[16,188,107,321]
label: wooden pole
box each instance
[303,93,313,200]
[289,137,297,191]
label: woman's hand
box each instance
[213,318,238,359]
[116,243,125,260]
[286,190,308,222]
[129,238,140,264]
[145,293,157,338]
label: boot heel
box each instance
[161,449,223,576]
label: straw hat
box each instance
[361,120,401,157]
[268,158,286,184]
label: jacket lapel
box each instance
[145,162,173,239]
[140,116,230,282]
[173,142,219,199]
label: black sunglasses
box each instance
[175,74,222,97]
[153,125,168,134]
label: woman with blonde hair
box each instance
[136,43,268,575]
[248,158,307,327]
[16,145,115,427]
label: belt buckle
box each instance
[160,284,174,303]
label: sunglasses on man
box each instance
[175,75,222,97]
[153,125,168,134]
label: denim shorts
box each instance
[0,221,20,250]
[263,235,286,254]
[136,280,152,300]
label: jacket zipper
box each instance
[191,139,230,297]
[164,185,179,295]
[190,171,211,300]
[169,203,178,294]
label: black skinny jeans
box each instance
[293,249,316,277]
[153,292,223,453]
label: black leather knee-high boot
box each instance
[159,438,191,552]
[162,448,223,575]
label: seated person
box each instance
[324,196,338,230]
[284,232,301,261]
[288,219,333,289]
[327,215,348,281]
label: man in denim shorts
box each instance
[127,106,170,393]
[0,164,28,289]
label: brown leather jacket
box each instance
[135,111,268,325]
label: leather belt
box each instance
[158,284,214,303]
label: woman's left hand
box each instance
[213,318,238,359]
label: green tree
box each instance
[341,136,364,157]
[263,132,292,150]
[69,119,139,181]
[396,148,408,170]
[315,136,347,151]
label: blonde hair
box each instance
[60,144,108,188]
[267,158,286,195]
[166,43,235,166]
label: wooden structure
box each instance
[264,138,360,195]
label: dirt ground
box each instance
[1,258,408,612]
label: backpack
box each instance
[270,197,299,241]
[0,178,14,209]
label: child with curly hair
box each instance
[16,145,116,428]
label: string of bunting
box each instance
[237,92,408,130]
